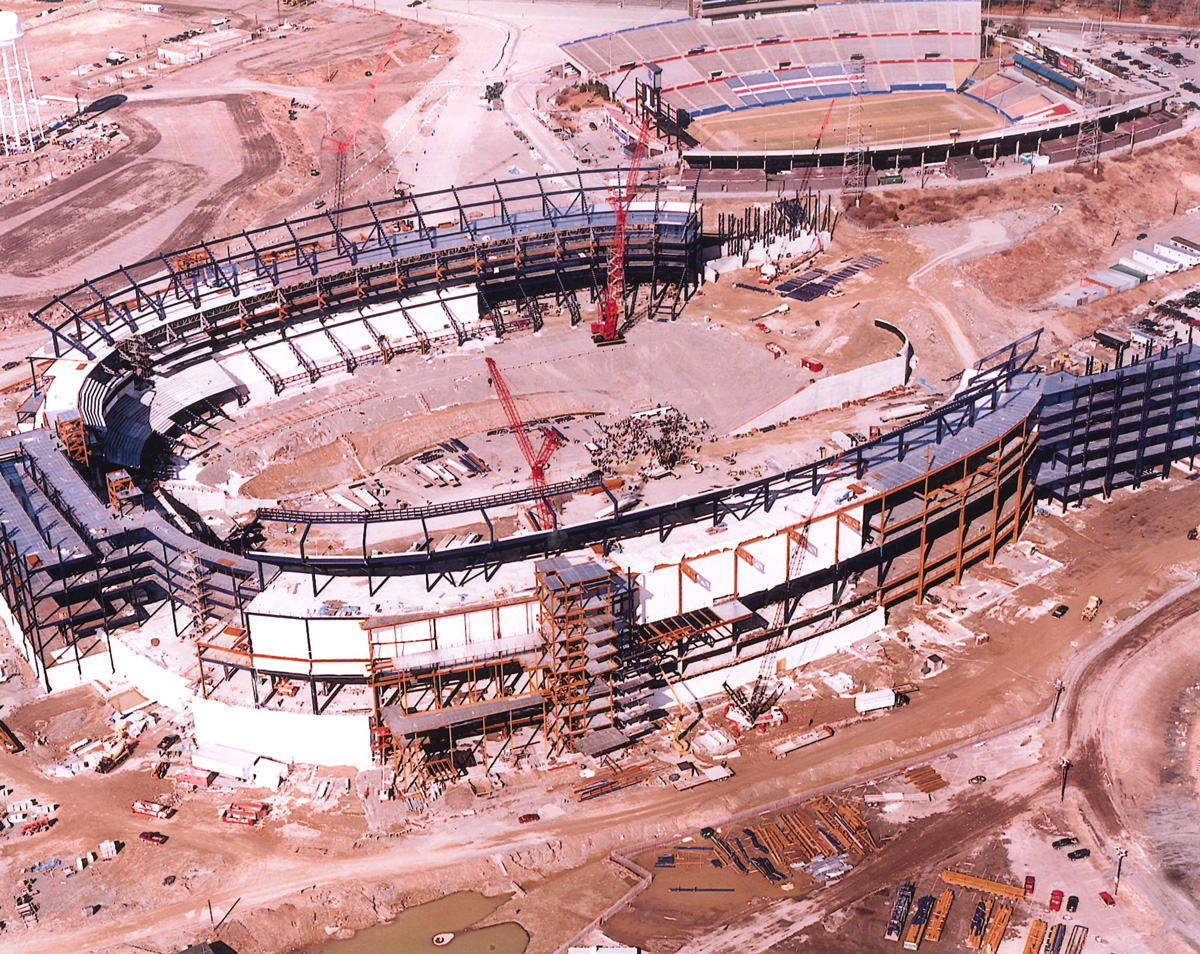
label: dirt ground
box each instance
[847,131,1200,306]
[0,3,454,317]
[5,470,1200,954]
[689,91,1007,152]
[239,393,592,498]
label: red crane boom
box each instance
[485,358,563,530]
[321,24,403,218]
[591,114,654,344]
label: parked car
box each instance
[1051,604,1069,618]
[1049,889,1064,911]
[1068,848,1092,861]
[158,734,180,754]
[1052,837,1079,849]
[517,813,540,824]
[1066,895,1079,913]
[139,831,168,845]
[142,83,153,89]
[1099,891,1116,907]
[1024,875,1036,897]
[39,74,51,82]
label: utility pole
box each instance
[1114,846,1128,894]
[1050,677,1065,721]
[1059,756,1071,802]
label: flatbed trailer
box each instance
[940,869,1026,901]
[221,801,268,826]
[1022,919,1048,954]
[967,899,993,949]
[925,889,954,942]
[982,903,1012,953]
[131,800,172,819]
[903,895,935,950]
[886,883,915,941]
[1063,925,1088,954]
[0,718,21,754]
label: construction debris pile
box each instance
[588,406,712,476]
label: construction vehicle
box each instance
[886,883,916,941]
[0,717,21,754]
[925,890,954,942]
[1189,526,1200,540]
[1080,595,1102,621]
[320,24,403,221]
[658,663,692,755]
[903,895,935,950]
[485,357,563,530]
[96,733,133,774]
[221,801,268,826]
[131,800,173,819]
[723,701,786,737]
[592,115,652,345]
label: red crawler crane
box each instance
[591,114,653,344]
[321,24,403,222]
[485,358,563,530]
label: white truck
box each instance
[855,688,898,714]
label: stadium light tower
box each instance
[0,10,42,156]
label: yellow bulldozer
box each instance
[1081,595,1103,621]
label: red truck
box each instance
[131,800,173,819]
[221,802,268,826]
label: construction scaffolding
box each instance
[537,558,628,759]
[55,412,89,468]
[176,549,213,640]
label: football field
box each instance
[687,91,1008,152]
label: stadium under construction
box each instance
[1,160,1198,801]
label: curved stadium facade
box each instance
[3,177,1200,796]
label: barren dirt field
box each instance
[688,91,1007,152]
[847,131,1200,305]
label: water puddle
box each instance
[293,891,528,954]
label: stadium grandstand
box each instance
[560,0,982,120]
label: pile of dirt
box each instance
[848,132,1200,305]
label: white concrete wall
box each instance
[734,322,913,434]
[246,613,370,677]
[109,634,192,711]
[191,696,373,770]
[385,600,539,657]
[653,606,887,707]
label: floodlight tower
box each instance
[0,10,42,156]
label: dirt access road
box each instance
[1060,573,1200,952]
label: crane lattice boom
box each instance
[320,24,403,218]
[592,114,653,343]
[485,357,562,529]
